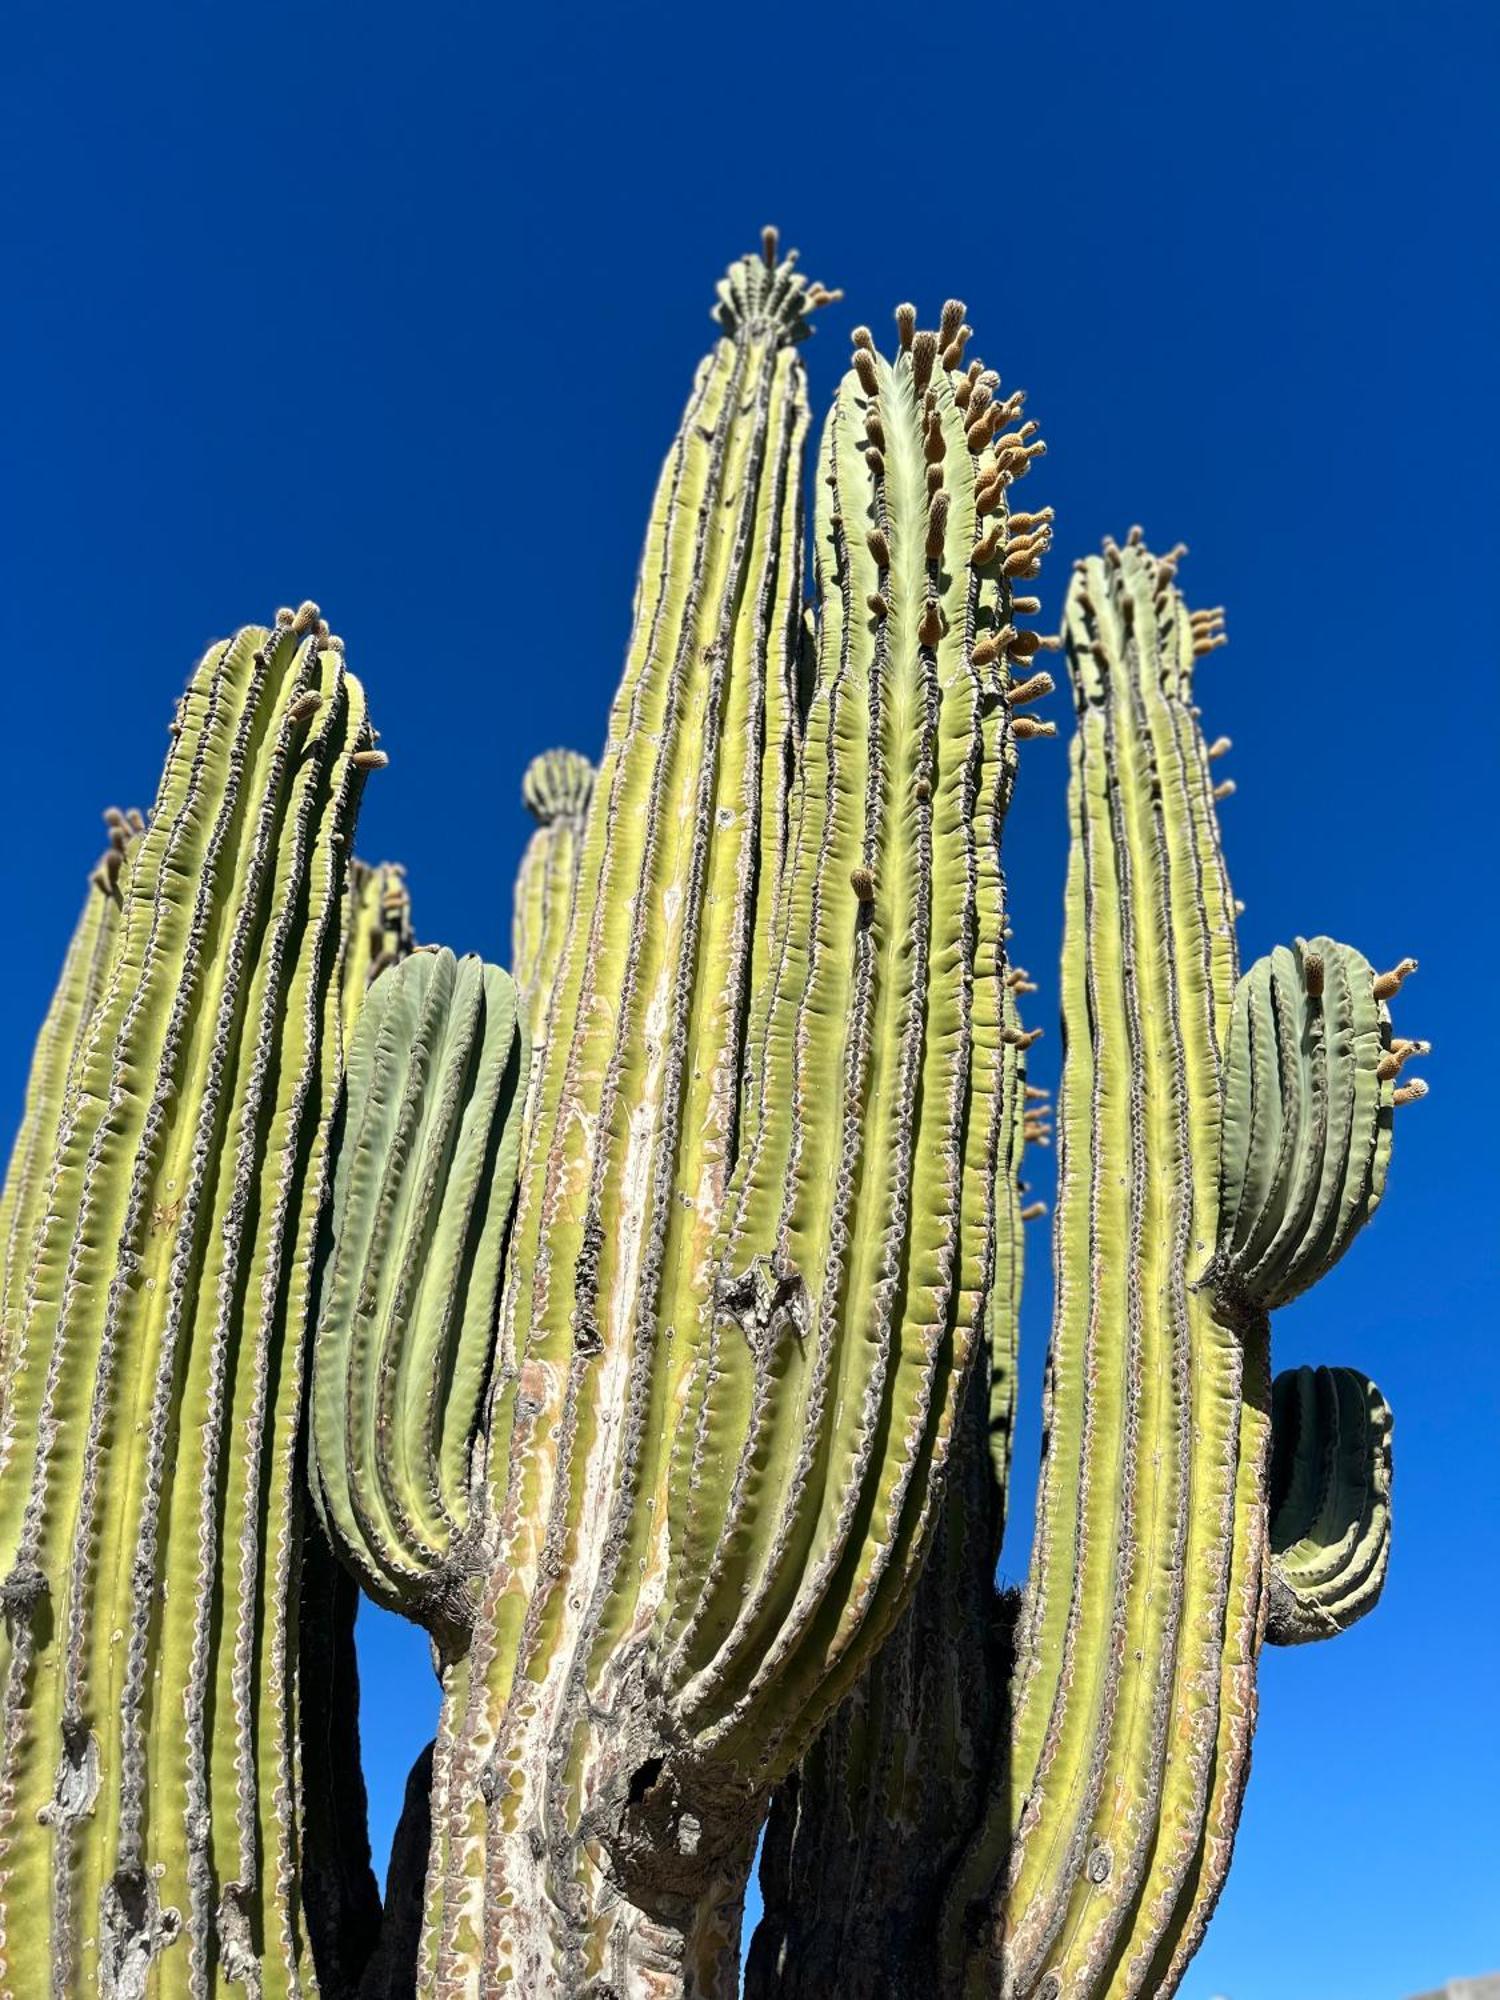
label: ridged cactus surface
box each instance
[400,248,1065,1997]
[1218,937,1421,1309]
[0,609,379,1997]
[0,235,1425,2000]
[749,533,1421,2000]
[511,749,594,1070]
[311,945,527,1651]
[1265,1364,1393,1646]
[0,816,140,1410]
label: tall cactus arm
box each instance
[0,605,378,1998]
[1264,1364,1393,1646]
[310,946,527,1653]
[948,534,1260,1998]
[744,969,1040,2000]
[427,237,828,1994]
[511,749,595,1056]
[1217,938,1423,1310]
[661,301,1050,1781]
[0,813,141,1406]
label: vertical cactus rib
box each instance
[511,750,594,1059]
[743,962,1039,2000]
[663,306,1049,1781]
[949,534,1254,1998]
[0,816,139,1411]
[0,606,378,1998]
[310,946,527,1650]
[433,236,827,1995]
[1263,1364,1392,1646]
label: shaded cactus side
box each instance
[1264,1364,1393,1646]
[0,607,383,1998]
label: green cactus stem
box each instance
[1264,1364,1393,1646]
[1217,937,1421,1310]
[746,970,1040,1999]
[310,945,527,1652]
[744,530,1420,1999]
[0,813,141,1410]
[0,605,380,1997]
[340,859,415,1046]
[407,247,1060,1996]
[511,749,594,1066]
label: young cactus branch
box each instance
[311,946,528,1655]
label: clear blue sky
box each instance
[4,4,1495,1995]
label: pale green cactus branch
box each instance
[425,233,829,1995]
[0,602,380,1998]
[310,945,527,1653]
[340,859,415,1047]
[1218,936,1425,1311]
[1264,1364,1393,1646]
[0,813,141,1407]
[745,960,1042,2000]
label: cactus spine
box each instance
[0,611,380,1996]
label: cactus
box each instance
[0,608,383,1996]
[511,750,595,1101]
[0,814,141,1410]
[1264,1364,1393,1646]
[310,946,526,1650]
[362,244,1070,1997]
[748,532,1421,1999]
[0,239,1423,2000]
[340,861,415,1046]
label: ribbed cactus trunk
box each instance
[745,532,1421,1999]
[385,248,1059,1998]
[0,611,383,1997]
[745,974,1039,2000]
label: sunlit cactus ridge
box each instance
[0,234,1422,2000]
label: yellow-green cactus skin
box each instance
[0,607,382,1997]
[0,239,1424,2000]
[1264,1364,1393,1646]
[310,946,528,1652]
[399,243,1061,1997]
[0,815,141,1416]
[749,534,1421,2000]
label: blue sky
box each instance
[4,3,1496,1995]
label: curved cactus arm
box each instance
[339,859,415,1047]
[1264,1364,1393,1645]
[0,605,379,1997]
[947,534,1264,1999]
[0,813,141,1404]
[310,946,527,1652]
[511,749,595,1057]
[661,301,1051,1780]
[1218,937,1425,1311]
